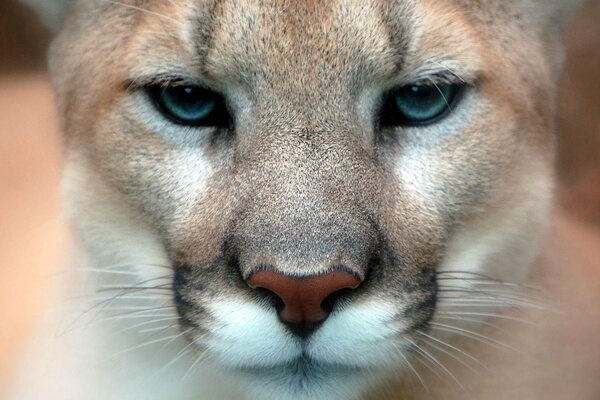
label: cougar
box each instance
[9,0,600,399]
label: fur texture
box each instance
[10,0,583,399]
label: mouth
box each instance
[229,354,378,400]
[235,354,366,379]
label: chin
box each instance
[232,359,376,400]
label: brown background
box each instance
[0,0,598,390]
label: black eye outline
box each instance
[379,82,466,127]
[147,84,231,128]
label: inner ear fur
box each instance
[548,0,584,30]
[522,0,585,32]
[21,0,71,33]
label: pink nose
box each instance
[246,269,362,326]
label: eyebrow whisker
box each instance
[428,78,452,111]
[101,0,185,26]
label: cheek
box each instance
[92,116,216,232]
[440,159,553,282]
[161,149,214,219]
[396,145,442,208]
[391,100,487,215]
[394,119,522,220]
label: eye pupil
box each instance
[149,84,229,127]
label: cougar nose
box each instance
[246,269,362,337]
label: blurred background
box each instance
[0,0,598,391]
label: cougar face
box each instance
[47,0,575,398]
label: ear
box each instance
[21,0,71,33]
[541,0,584,32]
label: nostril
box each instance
[246,268,363,336]
[253,286,285,312]
[320,287,354,316]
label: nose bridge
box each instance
[233,128,378,278]
[235,194,376,278]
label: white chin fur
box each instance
[205,299,302,368]
[307,300,405,366]
[205,298,406,370]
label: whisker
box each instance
[434,315,508,333]
[158,338,200,377]
[437,284,548,304]
[88,294,172,302]
[429,322,519,353]
[77,279,173,319]
[101,0,184,25]
[436,271,545,292]
[92,275,174,316]
[437,270,502,279]
[440,293,530,302]
[109,332,187,358]
[98,274,174,289]
[409,339,465,390]
[437,289,549,305]
[111,316,181,336]
[79,269,142,276]
[95,263,172,271]
[396,345,430,393]
[97,285,172,293]
[412,352,445,381]
[139,323,179,334]
[183,348,209,380]
[103,306,174,312]
[437,284,543,298]
[416,330,488,371]
[438,298,548,310]
[100,314,175,322]
[436,311,535,325]
[158,328,197,353]
[101,306,175,320]
[428,78,452,110]
[65,285,171,334]
[437,302,516,310]
[419,335,481,376]
[430,60,467,83]
[436,292,545,307]
[438,278,543,292]
[137,29,183,41]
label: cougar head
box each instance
[29,0,581,398]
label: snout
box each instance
[231,191,377,338]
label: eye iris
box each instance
[393,84,457,124]
[159,86,217,124]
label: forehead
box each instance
[120,0,481,89]
[205,0,398,85]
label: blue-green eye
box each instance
[381,83,463,126]
[149,84,229,127]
